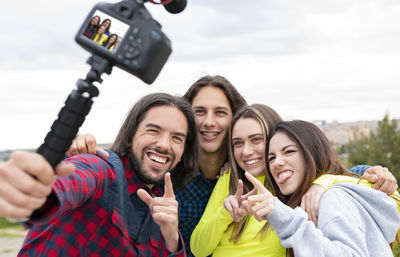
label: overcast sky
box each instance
[1,0,400,151]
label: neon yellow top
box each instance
[93,33,108,45]
[314,174,400,210]
[313,174,373,189]
[190,171,286,257]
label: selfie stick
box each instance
[37,55,112,168]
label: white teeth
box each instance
[245,159,259,165]
[202,132,218,137]
[278,171,293,179]
[149,153,167,164]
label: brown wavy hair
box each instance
[227,104,282,243]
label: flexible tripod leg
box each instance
[37,90,95,168]
[37,55,112,168]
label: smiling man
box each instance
[60,75,397,256]
[0,93,198,257]
[63,75,248,256]
[176,75,247,256]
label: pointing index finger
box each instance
[163,172,175,199]
[244,171,267,193]
[235,179,244,199]
[137,189,153,207]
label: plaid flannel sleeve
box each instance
[27,153,116,225]
[348,165,371,176]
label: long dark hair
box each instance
[227,104,282,243]
[265,120,346,257]
[89,15,100,29]
[110,93,198,188]
[102,33,118,49]
[99,18,111,34]
[265,120,346,209]
[183,75,247,160]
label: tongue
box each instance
[277,172,292,184]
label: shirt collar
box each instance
[198,170,218,186]
[121,155,163,197]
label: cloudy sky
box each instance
[1,0,400,151]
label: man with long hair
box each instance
[65,75,247,256]
[176,75,247,255]
[63,75,397,256]
[0,93,198,256]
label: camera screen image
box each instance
[82,10,129,52]
[75,1,173,84]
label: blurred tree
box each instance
[347,114,400,182]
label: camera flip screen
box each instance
[82,10,129,52]
[75,1,172,84]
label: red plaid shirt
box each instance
[19,151,186,257]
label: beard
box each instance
[128,147,175,185]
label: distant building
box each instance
[316,120,377,146]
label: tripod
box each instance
[37,55,112,168]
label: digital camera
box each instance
[75,0,172,84]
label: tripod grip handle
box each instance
[37,90,94,168]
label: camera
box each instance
[75,0,172,84]
[36,0,186,169]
